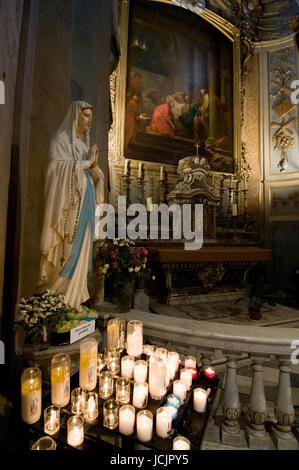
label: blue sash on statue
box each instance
[60,170,95,279]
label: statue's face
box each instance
[77,107,94,135]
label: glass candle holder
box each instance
[134,360,148,384]
[99,371,114,399]
[156,406,172,439]
[121,355,135,379]
[44,405,60,435]
[136,410,153,443]
[103,399,119,430]
[21,367,42,424]
[116,377,130,404]
[106,349,120,375]
[185,355,196,369]
[133,382,148,409]
[168,352,180,380]
[119,404,135,436]
[79,336,98,391]
[115,317,126,352]
[149,355,167,400]
[107,318,120,350]
[71,387,86,415]
[204,367,216,379]
[187,367,197,380]
[173,381,187,404]
[167,394,181,409]
[173,436,191,450]
[126,320,143,357]
[97,353,106,375]
[31,436,56,450]
[143,344,156,358]
[84,392,99,423]
[67,415,84,447]
[193,388,208,413]
[51,353,70,407]
[156,348,170,387]
[180,368,193,391]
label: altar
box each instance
[148,246,272,305]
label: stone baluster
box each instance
[221,354,242,446]
[272,357,298,450]
[245,357,270,449]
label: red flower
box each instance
[112,262,118,269]
[134,247,140,255]
[141,247,148,256]
[110,252,116,259]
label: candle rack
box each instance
[137,177,145,205]
[24,348,219,452]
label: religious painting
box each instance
[124,0,234,172]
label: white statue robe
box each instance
[38,102,104,309]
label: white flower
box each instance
[134,266,140,273]
[104,264,109,269]
[128,268,134,273]
[142,264,146,269]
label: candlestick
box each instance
[103,399,119,430]
[44,406,60,436]
[180,368,193,391]
[51,353,70,407]
[83,392,99,423]
[126,320,143,357]
[119,405,135,436]
[67,415,84,447]
[160,165,164,180]
[99,371,114,399]
[79,337,98,391]
[121,355,135,379]
[21,367,42,425]
[71,387,86,415]
[134,360,148,384]
[156,407,172,438]
[173,380,186,404]
[133,382,148,409]
[116,377,130,404]
[137,410,153,442]
[173,436,191,450]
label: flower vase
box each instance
[27,325,49,351]
[115,281,135,313]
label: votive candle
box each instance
[133,382,148,409]
[103,399,119,430]
[173,436,190,450]
[185,355,196,369]
[116,377,130,404]
[44,406,60,435]
[156,407,172,439]
[173,380,186,404]
[119,405,135,436]
[67,415,84,447]
[99,371,114,399]
[193,388,209,413]
[21,367,42,425]
[71,387,86,415]
[51,353,70,407]
[180,368,192,391]
[79,337,98,391]
[126,320,143,357]
[134,360,147,384]
[121,355,135,379]
[137,410,153,442]
[204,367,216,379]
[83,392,98,423]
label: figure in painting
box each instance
[38,101,105,311]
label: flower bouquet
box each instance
[14,290,69,347]
[93,239,153,311]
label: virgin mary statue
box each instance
[38,101,105,310]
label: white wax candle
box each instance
[137,413,153,442]
[168,352,179,380]
[124,159,128,176]
[173,381,186,404]
[134,361,147,384]
[119,407,135,435]
[160,166,164,180]
[146,197,153,212]
[138,163,142,178]
[80,345,98,391]
[193,388,208,413]
[133,383,148,409]
[44,413,60,436]
[121,356,135,379]
[180,368,192,391]
[21,379,42,425]
[156,408,172,438]
[185,356,196,369]
[232,203,238,217]
[67,428,84,447]
[127,331,143,357]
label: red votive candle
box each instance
[187,367,197,380]
[204,367,216,379]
